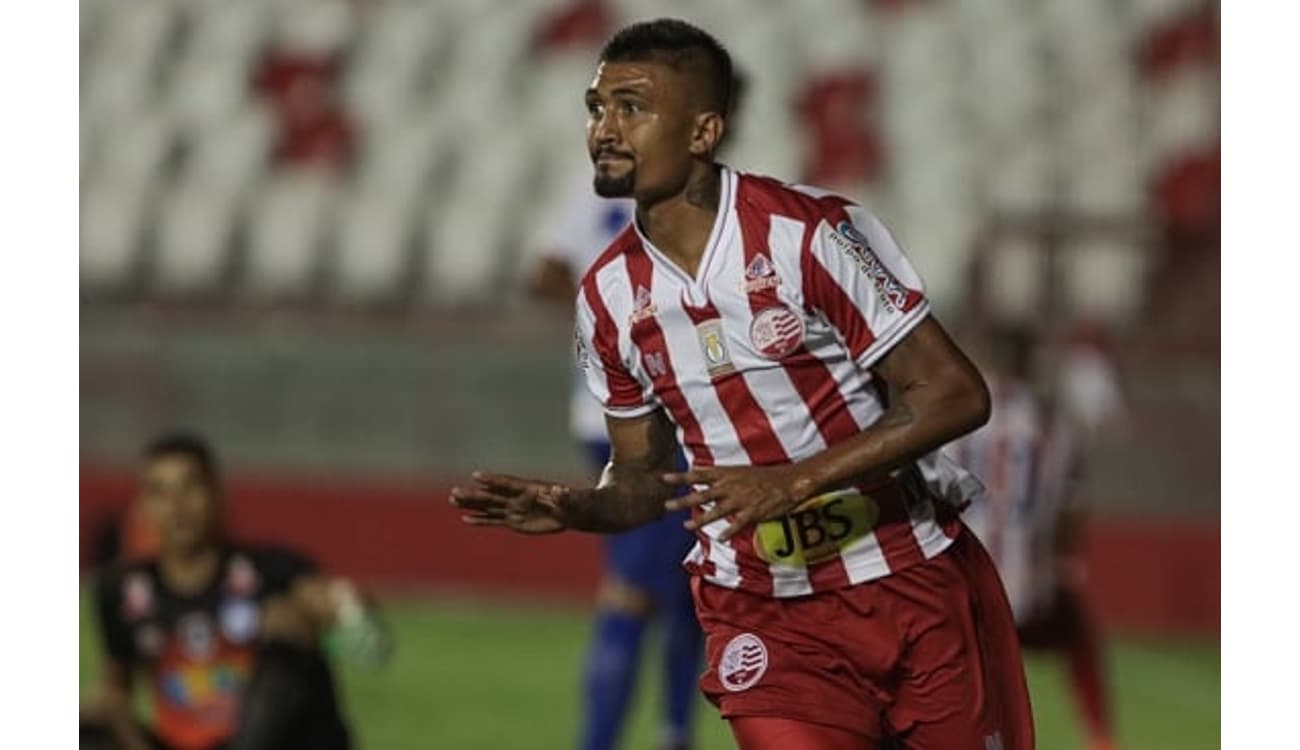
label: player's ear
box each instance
[689,111,725,158]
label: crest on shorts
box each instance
[719,632,768,692]
[696,319,735,378]
[748,305,805,360]
[741,252,781,294]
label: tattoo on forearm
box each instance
[561,467,673,533]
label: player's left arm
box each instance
[254,551,392,665]
[666,317,988,538]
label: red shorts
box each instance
[693,527,1035,749]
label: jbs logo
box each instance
[753,490,879,566]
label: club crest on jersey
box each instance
[749,306,805,360]
[719,633,768,692]
[824,220,912,313]
[628,285,658,324]
[741,252,781,294]
[696,319,735,378]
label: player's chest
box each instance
[626,252,839,383]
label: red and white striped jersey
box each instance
[574,167,983,598]
[945,378,1081,623]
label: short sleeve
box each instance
[94,570,135,663]
[803,205,931,369]
[575,285,658,419]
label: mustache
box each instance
[592,147,634,161]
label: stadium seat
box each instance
[179,0,271,64]
[153,181,241,295]
[81,181,154,291]
[244,171,340,297]
[91,114,176,197]
[421,132,532,304]
[330,191,418,303]
[980,235,1046,323]
[185,107,274,195]
[268,0,354,54]
[1060,237,1146,322]
[1141,69,1218,172]
[166,52,259,136]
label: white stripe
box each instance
[698,512,741,589]
[840,529,890,585]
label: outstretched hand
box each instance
[662,465,819,541]
[450,471,570,534]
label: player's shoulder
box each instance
[733,169,859,224]
[576,223,642,300]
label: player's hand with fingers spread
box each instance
[449,471,571,534]
[662,465,821,541]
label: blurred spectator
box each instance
[948,326,1120,750]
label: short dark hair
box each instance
[600,18,735,116]
[143,431,219,483]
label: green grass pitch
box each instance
[80,592,1219,749]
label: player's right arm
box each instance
[451,407,679,534]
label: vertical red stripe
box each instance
[581,277,646,410]
[627,251,783,595]
[619,246,717,578]
[759,178,929,575]
[735,184,853,591]
[801,250,878,359]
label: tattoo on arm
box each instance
[559,412,679,533]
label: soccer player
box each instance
[947,327,1118,750]
[81,433,386,750]
[452,19,1033,750]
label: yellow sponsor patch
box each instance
[753,489,880,566]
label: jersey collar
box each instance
[632,165,737,306]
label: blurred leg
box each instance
[580,576,652,750]
[661,580,703,749]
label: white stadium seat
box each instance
[244,171,340,297]
[980,235,1047,323]
[81,181,154,290]
[153,181,242,294]
[91,114,176,196]
[1060,237,1146,322]
[330,191,418,303]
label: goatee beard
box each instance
[593,171,635,198]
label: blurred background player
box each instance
[946,326,1119,750]
[81,433,389,750]
[525,68,747,750]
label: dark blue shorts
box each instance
[583,440,695,606]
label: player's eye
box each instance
[620,100,641,115]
